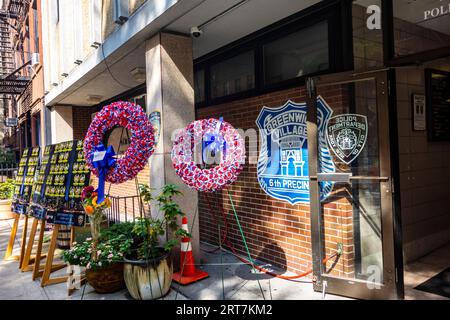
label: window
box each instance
[263,21,329,85]
[210,51,255,100]
[392,0,450,58]
[193,2,343,107]
[56,0,60,23]
[89,0,102,47]
[113,0,129,24]
[33,9,39,54]
[194,69,205,103]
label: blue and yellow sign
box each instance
[256,97,335,205]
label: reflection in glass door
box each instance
[307,71,399,299]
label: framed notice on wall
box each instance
[412,94,426,131]
[425,69,450,141]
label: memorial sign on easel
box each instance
[5,147,40,264]
[22,140,91,286]
[12,146,40,213]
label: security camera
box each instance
[190,26,203,38]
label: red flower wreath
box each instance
[171,118,245,192]
[84,101,155,184]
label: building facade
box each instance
[1,0,45,159]
[39,0,450,300]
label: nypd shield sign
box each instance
[256,97,336,205]
[326,114,368,165]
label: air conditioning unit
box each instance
[31,53,40,67]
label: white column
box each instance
[50,106,73,144]
[145,33,199,259]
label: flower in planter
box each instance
[63,232,133,271]
[81,185,112,241]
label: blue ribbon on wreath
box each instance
[92,143,116,204]
[202,117,227,164]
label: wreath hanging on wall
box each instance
[84,101,155,184]
[171,118,245,192]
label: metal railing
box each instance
[0,163,17,182]
[105,194,148,224]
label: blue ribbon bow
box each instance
[92,143,116,204]
[203,117,227,163]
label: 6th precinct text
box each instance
[176,304,273,317]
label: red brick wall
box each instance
[72,105,150,220]
[72,106,97,140]
[197,85,355,277]
[70,87,356,277]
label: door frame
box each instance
[306,69,403,300]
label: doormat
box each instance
[415,267,450,298]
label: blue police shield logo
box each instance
[256,97,335,205]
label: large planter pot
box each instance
[124,250,173,300]
[0,199,15,220]
[85,263,125,293]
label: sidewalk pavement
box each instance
[0,218,348,300]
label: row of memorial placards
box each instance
[12,140,90,226]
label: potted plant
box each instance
[0,179,16,220]
[62,186,132,293]
[63,231,132,293]
[123,184,189,300]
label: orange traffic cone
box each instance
[172,216,209,285]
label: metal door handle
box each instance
[350,176,389,182]
[317,173,352,183]
[311,174,389,183]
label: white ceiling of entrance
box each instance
[166,0,322,59]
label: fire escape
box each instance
[0,0,32,150]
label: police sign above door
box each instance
[256,97,335,205]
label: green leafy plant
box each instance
[63,184,189,268]
[0,179,15,200]
[0,149,15,165]
[130,184,190,260]
[99,221,134,241]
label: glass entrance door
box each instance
[307,70,400,299]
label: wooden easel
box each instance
[20,216,47,272]
[4,214,20,261]
[31,223,69,286]
[4,212,30,267]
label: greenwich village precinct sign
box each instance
[256,97,335,205]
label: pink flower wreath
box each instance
[84,101,155,184]
[171,118,245,192]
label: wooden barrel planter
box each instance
[57,225,71,249]
[0,199,15,220]
[85,263,125,293]
[123,249,173,300]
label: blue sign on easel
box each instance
[13,203,25,215]
[30,205,47,220]
[256,97,336,205]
